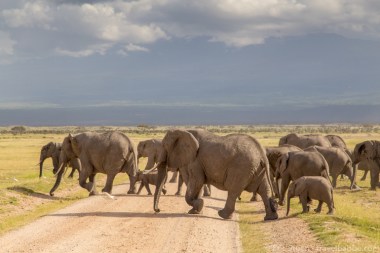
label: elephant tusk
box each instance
[143,163,160,174]
[54,163,65,177]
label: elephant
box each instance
[39,142,79,178]
[56,131,138,196]
[352,140,380,190]
[137,139,179,183]
[304,146,358,189]
[287,176,334,216]
[136,170,167,195]
[266,144,302,198]
[276,150,331,206]
[279,133,331,149]
[153,129,278,220]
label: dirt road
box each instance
[0,182,241,253]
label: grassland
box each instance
[0,125,380,252]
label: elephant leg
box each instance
[185,165,205,215]
[203,184,211,197]
[102,173,116,194]
[257,180,278,221]
[137,182,144,195]
[361,169,369,181]
[169,170,178,183]
[331,175,338,188]
[175,174,184,196]
[88,173,98,196]
[68,167,75,178]
[145,182,152,195]
[79,163,94,193]
[327,202,334,215]
[49,167,65,196]
[299,193,309,213]
[314,200,323,213]
[370,167,379,190]
[218,191,240,219]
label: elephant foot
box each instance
[278,200,285,206]
[175,191,182,196]
[101,188,112,194]
[188,208,202,215]
[370,187,377,191]
[314,208,321,213]
[148,193,152,195]
[169,179,177,183]
[327,210,334,215]
[351,184,361,190]
[193,199,204,213]
[360,177,366,181]
[250,195,259,202]
[127,190,136,194]
[218,208,233,219]
[89,191,98,196]
[264,212,278,221]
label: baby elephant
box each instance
[287,176,334,216]
[136,170,167,195]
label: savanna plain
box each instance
[0,125,379,253]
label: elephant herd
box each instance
[38,131,380,221]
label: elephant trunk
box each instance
[153,162,167,213]
[39,158,45,178]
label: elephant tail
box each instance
[321,154,333,186]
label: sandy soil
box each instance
[0,182,242,253]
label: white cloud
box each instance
[0,0,380,59]
[0,31,16,55]
[55,43,112,57]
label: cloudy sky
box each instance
[1,0,380,125]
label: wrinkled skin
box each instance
[137,139,178,183]
[154,129,278,221]
[39,142,81,196]
[57,131,138,196]
[352,140,380,190]
[136,170,167,195]
[287,176,334,216]
[304,146,358,190]
[39,142,79,178]
[266,145,302,198]
[279,133,331,149]
[276,151,331,206]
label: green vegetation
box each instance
[0,125,380,252]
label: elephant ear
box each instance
[69,133,81,156]
[294,178,307,196]
[277,153,289,176]
[162,130,199,168]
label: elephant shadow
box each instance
[46,211,228,221]
[7,186,62,200]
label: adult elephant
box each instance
[265,144,302,197]
[276,150,330,206]
[304,146,357,189]
[279,133,331,149]
[153,129,278,220]
[352,140,380,190]
[137,139,178,183]
[39,142,79,178]
[56,131,138,196]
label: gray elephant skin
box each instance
[136,170,167,195]
[304,146,357,189]
[287,176,334,215]
[153,129,278,220]
[138,138,211,196]
[353,140,380,190]
[276,150,331,205]
[40,142,81,196]
[137,139,178,183]
[279,133,331,149]
[57,131,138,196]
[266,145,302,198]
